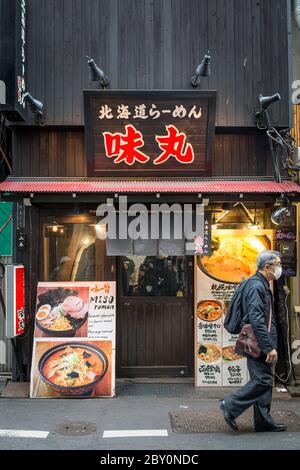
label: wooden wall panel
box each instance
[12,128,273,177]
[22,0,291,127]
[13,129,87,177]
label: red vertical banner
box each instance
[14,266,25,336]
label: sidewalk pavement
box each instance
[0,381,300,450]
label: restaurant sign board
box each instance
[84,90,216,177]
[195,229,273,386]
[30,281,116,398]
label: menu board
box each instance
[195,230,273,387]
[30,281,116,398]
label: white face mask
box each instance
[274,266,282,280]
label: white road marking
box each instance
[0,429,49,439]
[103,429,168,438]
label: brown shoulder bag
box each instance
[235,300,272,358]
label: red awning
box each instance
[0,178,299,194]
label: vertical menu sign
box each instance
[195,230,273,387]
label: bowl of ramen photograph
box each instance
[35,288,89,337]
[198,231,272,284]
[197,300,223,322]
[197,343,221,363]
[37,342,109,396]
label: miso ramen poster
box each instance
[30,281,116,398]
[195,230,272,387]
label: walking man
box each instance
[220,250,287,432]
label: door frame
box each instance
[116,255,195,378]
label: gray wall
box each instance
[292,13,300,81]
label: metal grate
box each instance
[55,421,97,436]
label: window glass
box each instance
[43,223,96,281]
[121,256,186,297]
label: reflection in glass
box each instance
[44,223,96,281]
[121,256,186,297]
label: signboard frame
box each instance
[5,264,25,338]
[84,89,217,177]
[30,281,116,398]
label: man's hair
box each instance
[256,250,281,270]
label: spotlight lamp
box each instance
[254,92,284,183]
[23,92,44,123]
[191,51,211,87]
[86,56,109,88]
[255,93,281,129]
[271,197,291,225]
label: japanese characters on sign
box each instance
[195,262,248,387]
[195,229,273,387]
[84,90,216,176]
[30,281,116,398]
[5,265,25,338]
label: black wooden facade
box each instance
[10,0,292,179]
[1,0,295,379]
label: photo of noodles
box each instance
[35,287,89,337]
[42,345,105,387]
[199,230,272,283]
[197,300,222,322]
[222,346,244,362]
[31,339,113,398]
[198,344,221,363]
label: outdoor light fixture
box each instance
[259,93,281,111]
[271,204,291,225]
[254,92,284,183]
[191,51,211,87]
[86,56,109,88]
[23,92,44,124]
[255,93,281,129]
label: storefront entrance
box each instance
[116,256,194,378]
[40,213,195,379]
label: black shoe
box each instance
[219,400,238,432]
[255,422,287,432]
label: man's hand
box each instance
[266,349,278,363]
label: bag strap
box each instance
[243,277,273,332]
[268,295,273,333]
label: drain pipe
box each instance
[295,0,300,29]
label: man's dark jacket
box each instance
[242,271,277,357]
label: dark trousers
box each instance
[224,357,274,428]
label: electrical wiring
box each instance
[274,277,293,384]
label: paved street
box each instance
[0,383,300,451]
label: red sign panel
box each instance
[84,90,216,177]
[5,264,25,338]
[14,266,25,335]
